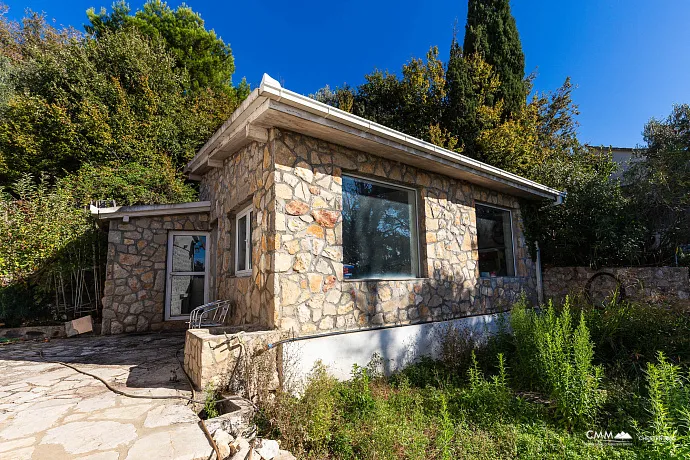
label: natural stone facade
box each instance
[200,141,275,328]
[102,128,538,336]
[543,266,690,304]
[268,129,536,334]
[102,213,208,334]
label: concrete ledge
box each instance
[284,314,502,383]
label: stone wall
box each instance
[101,213,209,334]
[543,266,690,303]
[200,141,276,328]
[270,129,536,335]
[102,128,538,336]
[183,327,281,401]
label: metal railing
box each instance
[188,300,232,329]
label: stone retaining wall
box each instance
[101,213,209,334]
[184,327,281,402]
[543,266,690,303]
[0,325,65,340]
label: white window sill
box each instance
[343,277,427,282]
[233,271,252,278]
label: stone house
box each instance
[94,74,563,351]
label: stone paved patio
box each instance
[0,333,214,459]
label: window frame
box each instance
[341,173,422,281]
[234,204,253,277]
[165,230,210,321]
[475,202,517,278]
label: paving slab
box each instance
[124,424,212,460]
[0,333,215,460]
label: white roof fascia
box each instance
[186,73,564,202]
[185,90,269,175]
[90,201,211,220]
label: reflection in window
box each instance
[235,205,252,276]
[169,275,205,316]
[342,175,419,279]
[172,235,206,272]
[476,204,515,277]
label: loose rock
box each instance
[256,439,280,459]
[213,429,233,459]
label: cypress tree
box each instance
[444,37,479,155]
[463,0,526,117]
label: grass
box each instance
[256,296,690,459]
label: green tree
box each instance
[625,104,690,264]
[86,0,247,95]
[444,37,479,154]
[0,10,238,189]
[522,151,645,267]
[463,0,526,118]
[348,47,449,144]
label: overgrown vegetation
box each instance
[0,176,102,326]
[258,296,690,459]
[202,383,220,419]
[0,2,246,325]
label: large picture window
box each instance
[342,175,419,279]
[235,204,253,276]
[476,204,515,277]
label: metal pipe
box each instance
[265,309,512,351]
[536,241,544,305]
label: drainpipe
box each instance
[533,193,565,305]
[535,241,544,305]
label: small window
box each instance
[235,205,253,276]
[342,175,419,279]
[476,204,515,277]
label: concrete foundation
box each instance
[282,313,501,383]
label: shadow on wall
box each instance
[346,268,525,330]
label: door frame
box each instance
[165,230,210,321]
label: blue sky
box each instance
[5,0,690,147]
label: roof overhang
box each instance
[186,74,564,202]
[90,201,211,221]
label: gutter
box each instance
[90,201,211,221]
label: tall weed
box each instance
[638,352,690,458]
[511,297,605,428]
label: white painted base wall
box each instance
[283,314,503,383]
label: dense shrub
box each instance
[62,157,196,206]
[0,176,103,325]
[584,299,690,377]
[522,151,646,268]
